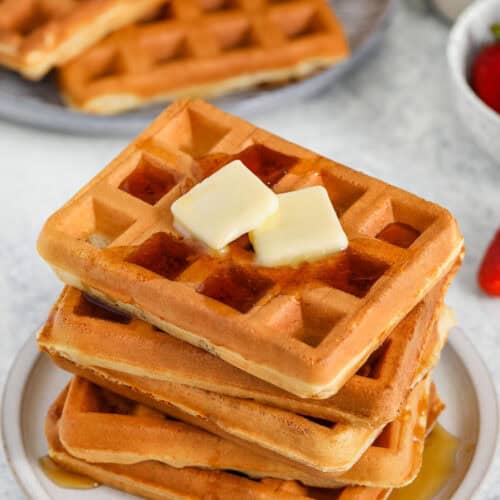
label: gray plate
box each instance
[0,0,395,136]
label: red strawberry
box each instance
[478,229,500,296]
[471,24,500,114]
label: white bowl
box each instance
[447,0,500,161]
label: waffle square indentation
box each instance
[119,156,177,205]
[312,251,389,298]
[376,223,421,249]
[155,108,231,158]
[270,4,326,39]
[198,265,274,313]
[127,232,198,280]
[197,144,299,187]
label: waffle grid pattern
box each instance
[58,0,349,113]
[0,0,166,79]
[38,100,462,397]
[39,285,443,427]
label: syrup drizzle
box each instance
[390,423,459,499]
[38,455,100,490]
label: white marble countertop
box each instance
[0,2,499,499]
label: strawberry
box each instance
[471,24,500,114]
[478,229,500,296]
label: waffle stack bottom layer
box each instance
[45,376,445,500]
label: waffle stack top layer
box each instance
[58,0,349,114]
[37,99,464,399]
[0,0,167,79]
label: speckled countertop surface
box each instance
[0,1,499,498]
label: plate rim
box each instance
[0,0,396,136]
[1,326,498,499]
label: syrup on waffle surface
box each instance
[38,275,452,427]
[57,0,349,114]
[48,348,434,480]
[37,100,464,399]
[50,376,435,490]
[0,0,168,80]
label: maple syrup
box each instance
[390,424,459,500]
[75,294,132,324]
[312,251,389,298]
[198,265,274,313]
[38,455,99,490]
[197,144,298,187]
[377,222,421,249]
[127,232,198,280]
[119,157,176,205]
[127,230,389,312]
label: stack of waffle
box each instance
[0,0,349,114]
[37,99,464,499]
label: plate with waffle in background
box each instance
[0,0,394,135]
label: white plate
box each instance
[0,0,394,136]
[2,327,498,499]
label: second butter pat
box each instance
[171,160,279,251]
[250,186,348,267]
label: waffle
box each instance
[57,0,349,114]
[49,353,380,474]
[38,276,452,427]
[0,0,167,80]
[52,376,434,489]
[37,100,464,399]
[48,347,435,484]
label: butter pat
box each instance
[171,160,279,251]
[250,186,348,267]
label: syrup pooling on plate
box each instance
[38,456,99,490]
[390,423,459,500]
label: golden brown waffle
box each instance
[39,277,451,427]
[57,0,349,114]
[0,0,167,80]
[48,351,432,485]
[48,386,392,499]
[50,354,380,474]
[53,376,434,490]
[37,100,464,399]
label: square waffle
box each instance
[37,100,464,399]
[51,376,436,490]
[49,354,380,474]
[38,276,453,427]
[57,0,349,114]
[48,349,434,482]
[0,0,167,80]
